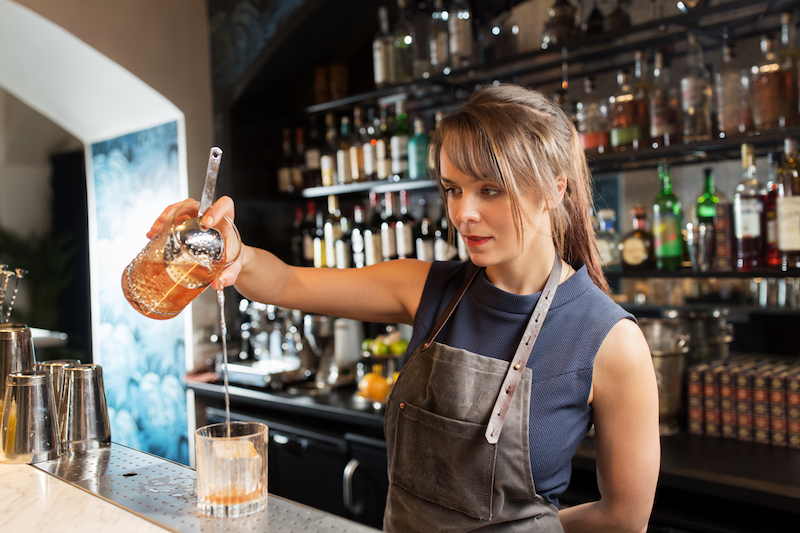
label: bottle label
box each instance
[303,234,314,262]
[391,136,409,175]
[305,148,321,170]
[396,222,414,258]
[373,41,390,85]
[335,240,351,269]
[416,238,435,262]
[434,238,456,261]
[777,196,800,251]
[654,213,681,258]
[364,231,382,266]
[349,146,363,181]
[621,237,647,266]
[734,197,763,239]
[610,126,642,147]
[375,139,389,180]
[320,155,335,186]
[336,149,351,184]
[351,229,365,268]
[381,225,397,260]
[363,142,376,176]
[597,238,620,268]
[277,167,292,192]
[681,77,706,109]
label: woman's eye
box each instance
[444,187,460,196]
[482,188,501,196]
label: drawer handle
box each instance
[343,458,363,516]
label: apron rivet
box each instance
[399,401,405,409]
[513,363,520,370]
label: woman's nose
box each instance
[453,195,480,224]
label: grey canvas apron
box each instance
[384,254,565,532]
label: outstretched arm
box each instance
[559,318,660,533]
[148,196,432,325]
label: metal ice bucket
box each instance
[638,318,690,436]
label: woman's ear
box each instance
[555,173,567,202]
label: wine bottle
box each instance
[620,204,655,271]
[395,190,417,259]
[365,191,384,265]
[381,192,400,261]
[778,139,800,270]
[733,143,765,271]
[373,6,396,88]
[681,32,713,142]
[408,116,430,179]
[653,161,683,271]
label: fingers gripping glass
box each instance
[122,200,241,319]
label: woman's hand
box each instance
[146,196,244,290]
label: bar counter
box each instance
[1,443,379,533]
[189,380,800,532]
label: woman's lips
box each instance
[464,235,490,247]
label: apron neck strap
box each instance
[420,263,482,351]
[485,252,562,444]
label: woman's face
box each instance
[440,150,552,279]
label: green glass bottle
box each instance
[696,167,719,224]
[653,161,683,271]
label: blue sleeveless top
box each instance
[405,260,634,507]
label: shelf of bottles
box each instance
[276,0,800,278]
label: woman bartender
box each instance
[151,84,660,532]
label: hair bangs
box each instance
[436,114,503,185]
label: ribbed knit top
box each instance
[405,260,634,507]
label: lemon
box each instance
[361,338,374,353]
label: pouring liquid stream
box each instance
[216,285,231,438]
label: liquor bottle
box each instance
[713,188,735,272]
[778,12,799,128]
[395,190,417,259]
[290,206,304,266]
[596,209,621,272]
[393,0,416,83]
[609,70,642,151]
[381,192,400,261]
[408,116,430,179]
[449,0,473,69]
[434,201,456,261]
[650,51,680,148]
[653,161,683,271]
[633,50,651,146]
[277,127,294,193]
[681,32,713,142]
[733,143,766,271]
[292,127,306,192]
[496,0,520,60]
[391,100,410,179]
[429,0,451,75]
[365,192,384,266]
[415,200,435,261]
[751,35,783,131]
[334,213,352,269]
[323,195,343,268]
[373,6,396,88]
[376,104,393,180]
[576,76,609,154]
[313,209,326,268]
[714,39,753,138]
[304,118,323,188]
[301,200,317,267]
[412,0,432,79]
[696,168,719,224]
[321,112,337,186]
[778,139,800,270]
[336,115,354,185]
[363,108,378,181]
[351,204,367,268]
[764,151,781,268]
[620,204,654,271]
[349,107,366,182]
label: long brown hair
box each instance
[429,83,609,294]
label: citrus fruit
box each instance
[389,339,409,355]
[359,372,390,402]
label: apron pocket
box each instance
[391,400,497,520]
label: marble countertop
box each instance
[1,443,380,533]
[0,463,168,533]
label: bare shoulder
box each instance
[589,318,655,404]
